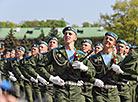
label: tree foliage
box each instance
[100,0,138,45]
[21,18,66,28]
[4,28,18,50]
[0,21,19,28]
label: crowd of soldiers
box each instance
[0,26,138,102]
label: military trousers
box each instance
[54,85,85,102]
[93,86,120,102]
[82,85,93,102]
[40,85,54,102]
[24,81,33,102]
[118,84,131,102]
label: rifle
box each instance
[101,56,128,85]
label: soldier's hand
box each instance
[9,76,17,82]
[49,75,65,86]
[94,79,104,88]
[72,61,88,72]
[20,75,29,81]
[30,77,38,83]
[8,72,14,76]
[37,75,49,85]
[112,64,124,74]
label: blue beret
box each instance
[11,49,15,52]
[130,46,138,49]
[0,80,12,91]
[81,39,92,45]
[116,40,127,45]
[113,46,116,48]
[62,26,77,35]
[39,41,48,46]
[19,47,26,52]
[32,44,39,48]
[58,44,63,48]
[47,37,58,43]
[26,51,31,54]
[126,43,131,47]
[105,32,118,40]
[94,42,104,48]
[5,51,10,54]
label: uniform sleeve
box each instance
[81,58,96,83]
[119,50,138,81]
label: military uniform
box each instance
[89,52,122,102]
[25,53,54,102]
[40,46,96,102]
[19,56,34,102]
[3,58,22,98]
[24,55,42,102]
[119,49,138,102]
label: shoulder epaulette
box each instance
[89,53,97,58]
[39,53,46,55]
[8,58,16,61]
[0,59,4,61]
[77,50,85,56]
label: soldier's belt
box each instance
[103,85,117,89]
[65,81,82,86]
[83,82,93,86]
[116,81,129,85]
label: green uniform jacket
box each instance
[39,46,96,83]
[89,52,122,84]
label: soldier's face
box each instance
[39,44,48,53]
[95,45,103,53]
[116,43,126,54]
[103,35,116,49]
[81,42,92,53]
[125,46,130,54]
[48,40,58,51]
[16,50,25,58]
[10,51,15,58]
[31,47,39,56]
[5,53,10,59]
[64,31,77,44]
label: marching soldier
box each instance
[81,39,95,57]
[94,42,103,54]
[89,32,123,102]
[80,39,94,102]
[116,40,132,102]
[119,48,138,102]
[47,37,59,51]
[39,26,96,102]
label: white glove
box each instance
[49,75,65,86]
[9,72,14,76]
[37,75,49,85]
[77,80,84,86]
[20,75,29,81]
[112,64,124,74]
[72,61,88,72]
[9,76,17,82]
[94,79,104,88]
[30,77,38,83]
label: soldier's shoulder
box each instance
[89,53,100,59]
[77,50,85,56]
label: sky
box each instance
[0,0,117,27]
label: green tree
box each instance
[36,29,46,43]
[21,35,31,51]
[0,21,19,28]
[4,28,18,50]
[45,25,63,45]
[100,0,138,45]
[82,22,91,27]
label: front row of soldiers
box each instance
[0,26,138,102]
